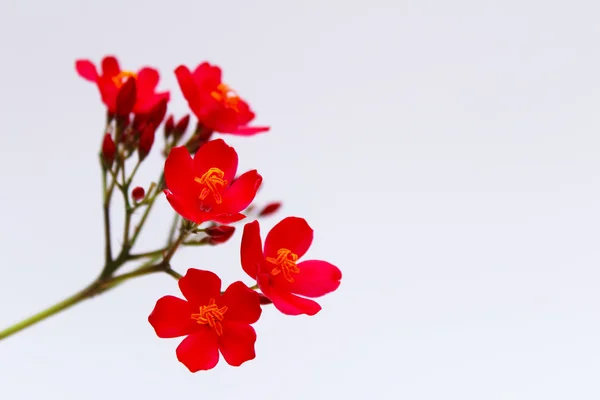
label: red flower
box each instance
[148,269,262,372]
[175,62,270,136]
[241,217,342,316]
[75,55,170,115]
[164,139,262,224]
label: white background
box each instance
[1,1,600,399]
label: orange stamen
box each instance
[190,298,228,336]
[210,83,241,111]
[111,70,138,88]
[194,167,228,204]
[266,248,300,282]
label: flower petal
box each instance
[209,212,246,224]
[148,295,198,338]
[264,217,313,261]
[286,260,342,298]
[220,170,262,213]
[193,139,238,184]
[258,274,321,316]
[176,328,219,372]
[75,60,98,81]
[218,322,257,367]
[136,67,159,95]
[228,126,271,136]
[241,220,263,279]
[164,190,204,223]
[164,146,196,197]
[101,56,120,77]
[178,269,222,307]
[221,281,262,324]
[175,65,198,105]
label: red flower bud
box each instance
[101,133,116,167]
[164,115,174,139]
[138,125,155,161]
[173,114,190,140]
[147,98,168,127]
[132,186,145,202]
[204,225,235,245]
[258,202,282,217]
[115,77,137,117]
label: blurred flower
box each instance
[175,62,269,135]
[148,269,261,372]
[101,133,116,167]
[76,55,170,115]
[131,186,145,202]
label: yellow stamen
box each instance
[190,298,228,336]
[266,248,300,283]
[112,70,138,88]
[194,167,228,204]
[210,83,241,111]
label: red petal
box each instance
[221,170,262,213]
[286,260,342,298]
[175,65,198,105]
[206,212,246,224]
[136,67,159,95]
[193,62,222,88]
[193,138,238,184]
[148,295,198,338]
[75,60,98,81]
[164,190,204,224]
[264,217,313,261]
[258,274,321,316]
[218,322,257,367]
[178,269,221,306]
[241,220,264,279]
[221,281,262,324]
[176,328,219,372]
[164,146,196,198]
[229,126,271,136]
[101,56,120,77]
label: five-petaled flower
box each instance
[241,217,342,316]
[164,139,262,224]
[76,55,170,115]
[148,269,262,372]
[175,62,270,136]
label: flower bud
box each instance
[115,77,137,117]
[163,115,174,139]
[173,114,190,140]
[138,125,155,161]
[204,225,235,245]
[101,133,116,167]
[259,202,282,217]
[131,186,145,202]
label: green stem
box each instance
[165,268,183,280]
[128,248,167,260]
[0,281,100,340]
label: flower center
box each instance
[194,167,228,204]
[112,70,138,88]
[266,248,300,283]
[190,298,228,336]
[210,83,241,111]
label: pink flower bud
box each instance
[164,115,174,139]
[138,125,155,161]
[173,114,190,140]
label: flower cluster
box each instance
[76,56,342,372]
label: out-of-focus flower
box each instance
[76,55,170,115]
[175,62,269,136]
[163,139,262,224]
[148,269,261,372]
[258,202,282,217]
[241,217,342,316]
